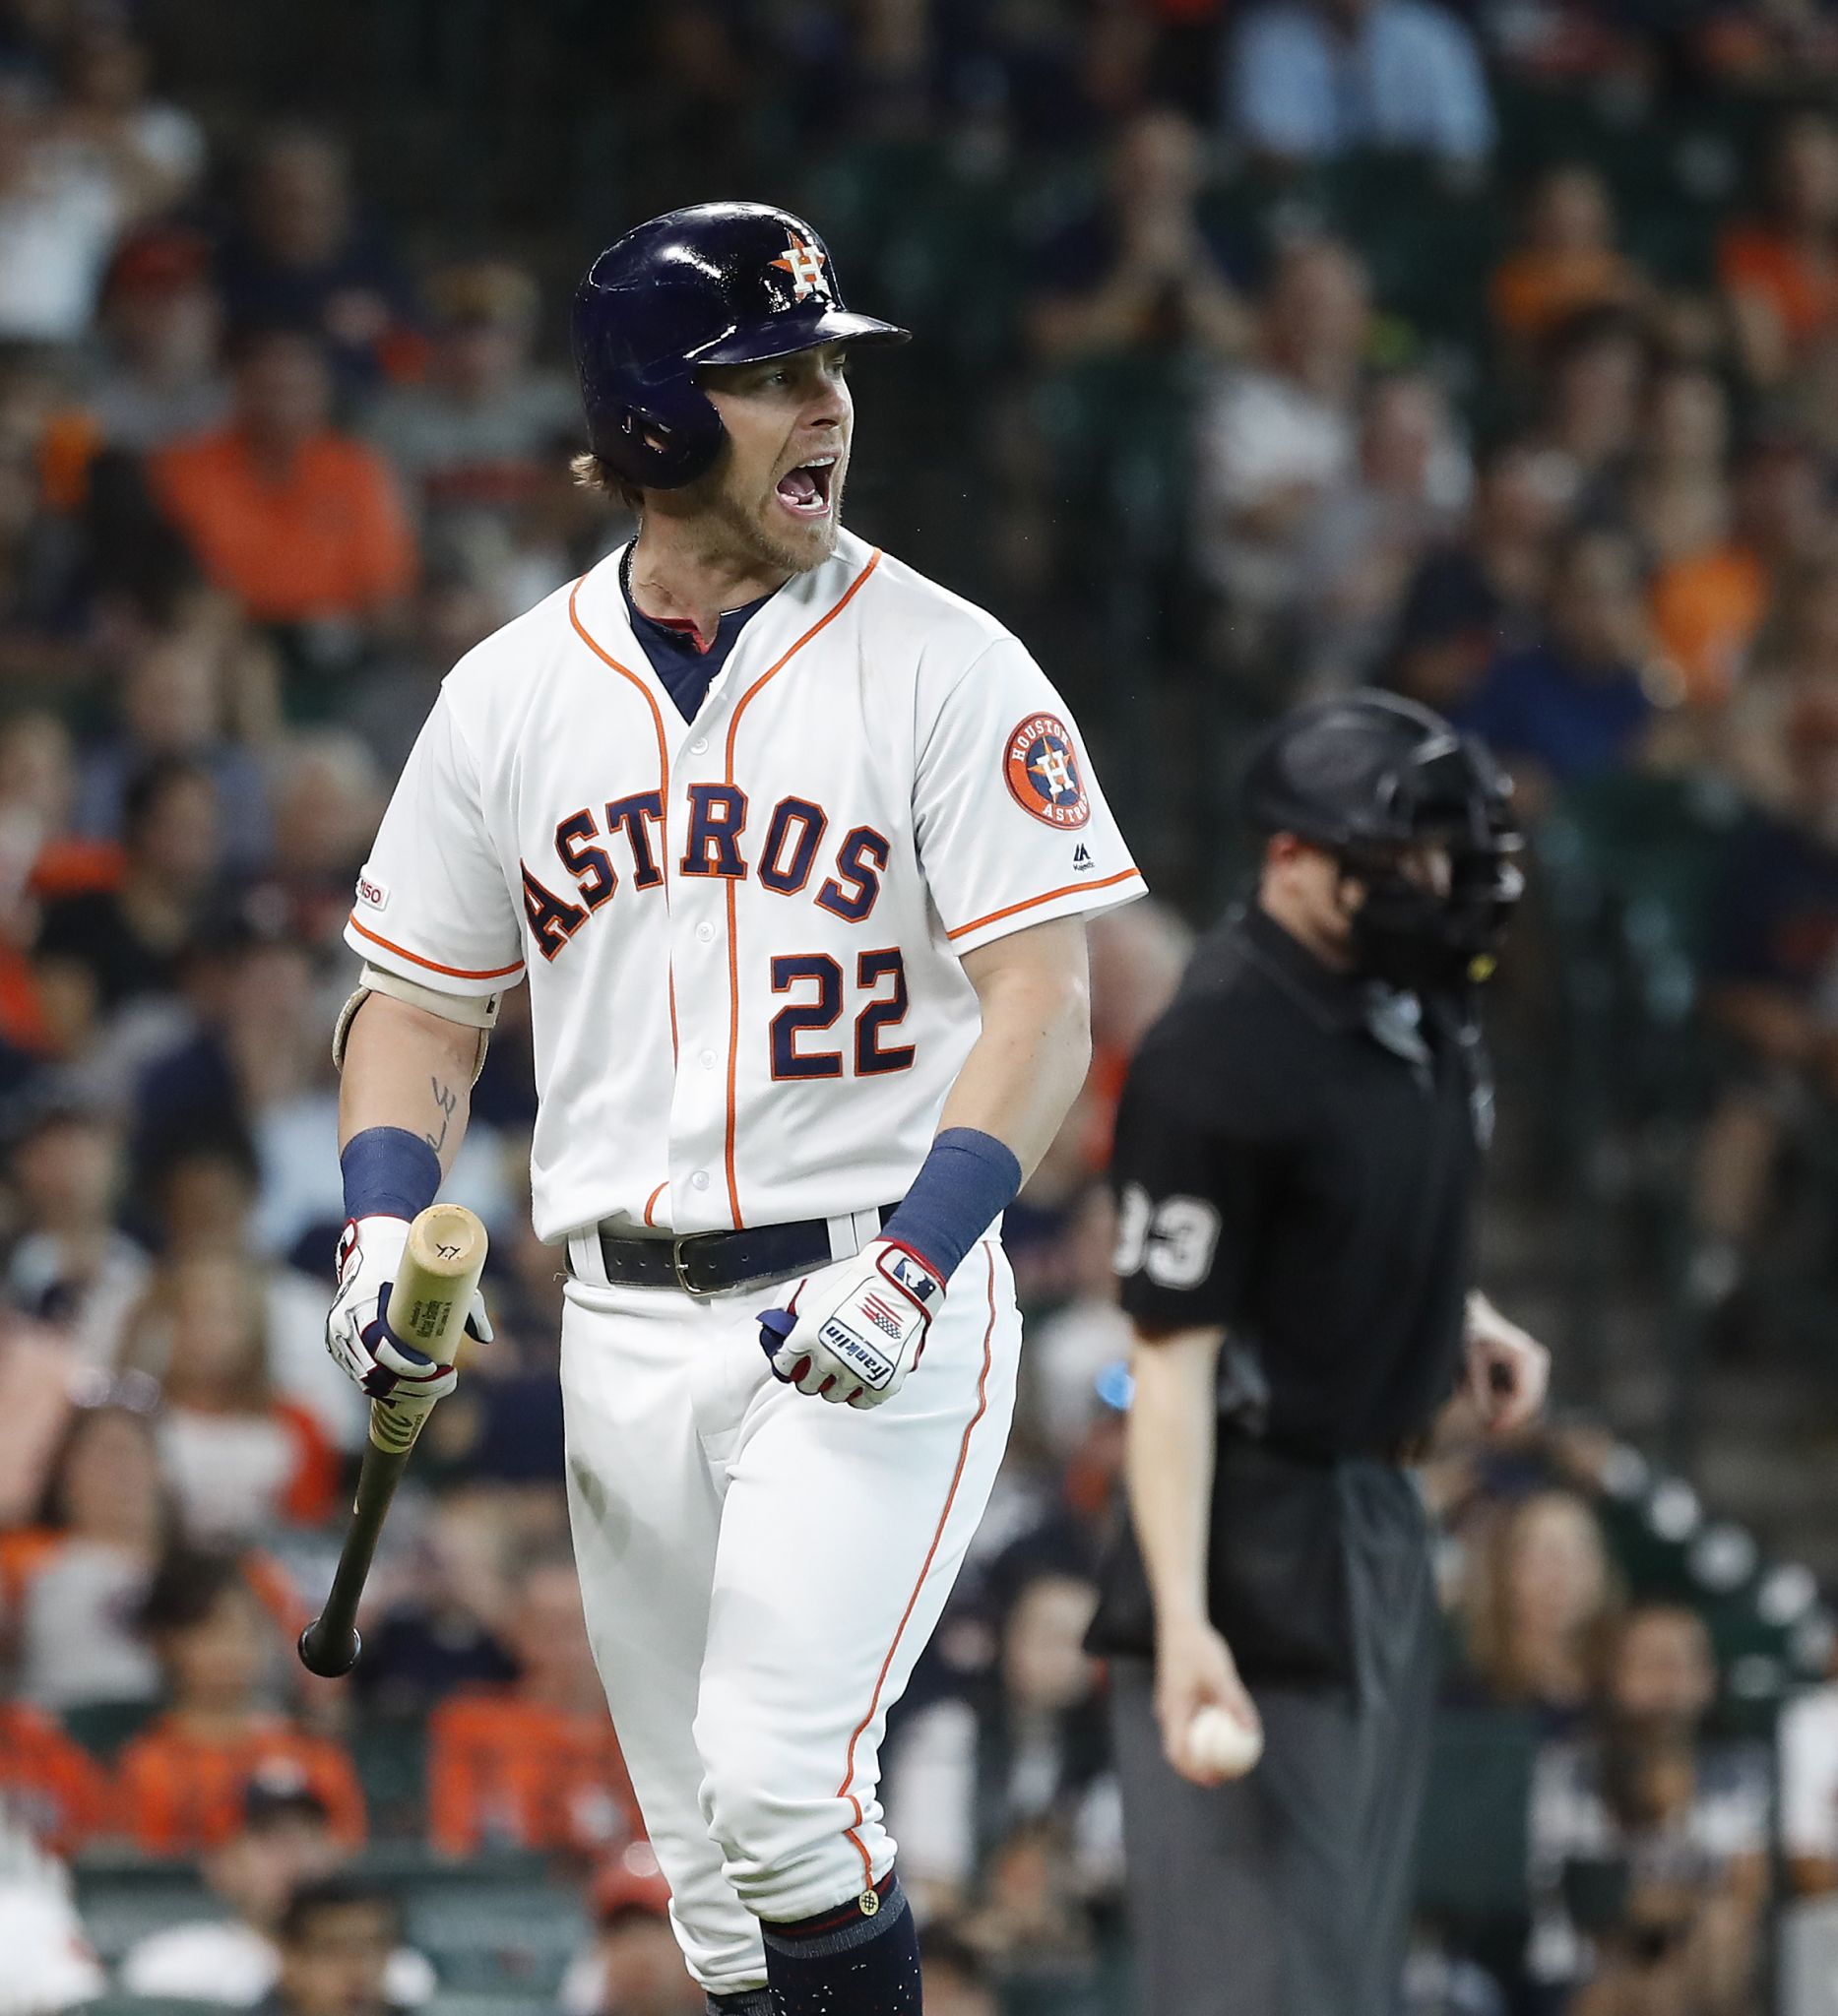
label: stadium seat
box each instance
[71,1867,215,1965]
[76,2000,228,2016]
[1780,1895,1838,2016]
[1317,155,1500,354]
[1030,353,1198,555]
[349,1713,430,1842]
[1548,768,1746,987]
[803,140,1024,375]
[406,1876,588,1993]
[1412,1708,1536,1933]
[62,1700,158,1761]
[355,1842,547,1887]
[419,1998,556,2016]
[1536,767,1742,1230]
[995,1973,1108,2016]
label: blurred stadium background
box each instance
[6,1,1838,2011]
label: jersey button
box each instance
[690,736,710,755]
[691,1170,711,1191]
[700,1049,717,1069]
[695,921,715,944]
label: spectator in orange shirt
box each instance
[117,1549,364,1857]
[150,325,415,627]
[1720,110,1838,389]
[1627,365,1732,578]
[1650,430,1829,710]
[1491,164,1648,354]
[0,1697,113,1854]
[428,1548,639,1860]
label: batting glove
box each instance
[326,1215,491,1430]
[756,1239,944,1409]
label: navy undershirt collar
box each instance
[619,547,781,723]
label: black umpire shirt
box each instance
[1088,901,1491,1676]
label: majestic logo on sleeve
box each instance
[1004,714,1090,830]
[770,230,832,305]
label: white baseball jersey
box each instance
[347,529,1144,1242]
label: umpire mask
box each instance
[1241,692,1525,998]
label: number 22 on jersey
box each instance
[770,949,915,1081]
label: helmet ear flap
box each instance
[618,405,671,454]
[602,387,725,491]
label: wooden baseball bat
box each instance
[297,1203,488,1678]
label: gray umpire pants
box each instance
[1109,1463,1438,2016]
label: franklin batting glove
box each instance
[756,1239,943,1408]
[326,1215,491,1428]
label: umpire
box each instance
[1089,692,1551,2015]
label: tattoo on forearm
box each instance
[425,1076,459,1158]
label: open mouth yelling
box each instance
[775,454,836,521]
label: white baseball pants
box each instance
[559,1236,1020,1999]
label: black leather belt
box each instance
[597,1206,894,1296]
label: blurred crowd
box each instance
[0,0,1836,2012]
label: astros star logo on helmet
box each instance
[771,230,831,303]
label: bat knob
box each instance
[297,1620,361,1678]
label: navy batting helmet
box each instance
[572,202,910,492]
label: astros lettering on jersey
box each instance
[347,528,1145,1244]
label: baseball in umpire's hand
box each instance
[757,1239,944,1407]
[1184,1705,1264,1782]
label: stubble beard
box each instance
[706,456,848,577]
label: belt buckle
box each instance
[669,1234,702,1295]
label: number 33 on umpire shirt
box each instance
[1107,904,1488,1462]
[346,530,1144,1242]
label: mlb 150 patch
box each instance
[1004,713,1090,829]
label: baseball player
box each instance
[323,202,1143,2015]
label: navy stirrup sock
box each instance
[760,1871,920,2014]
[708,1995,773,2015]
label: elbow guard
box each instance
[333,962,501,1084]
